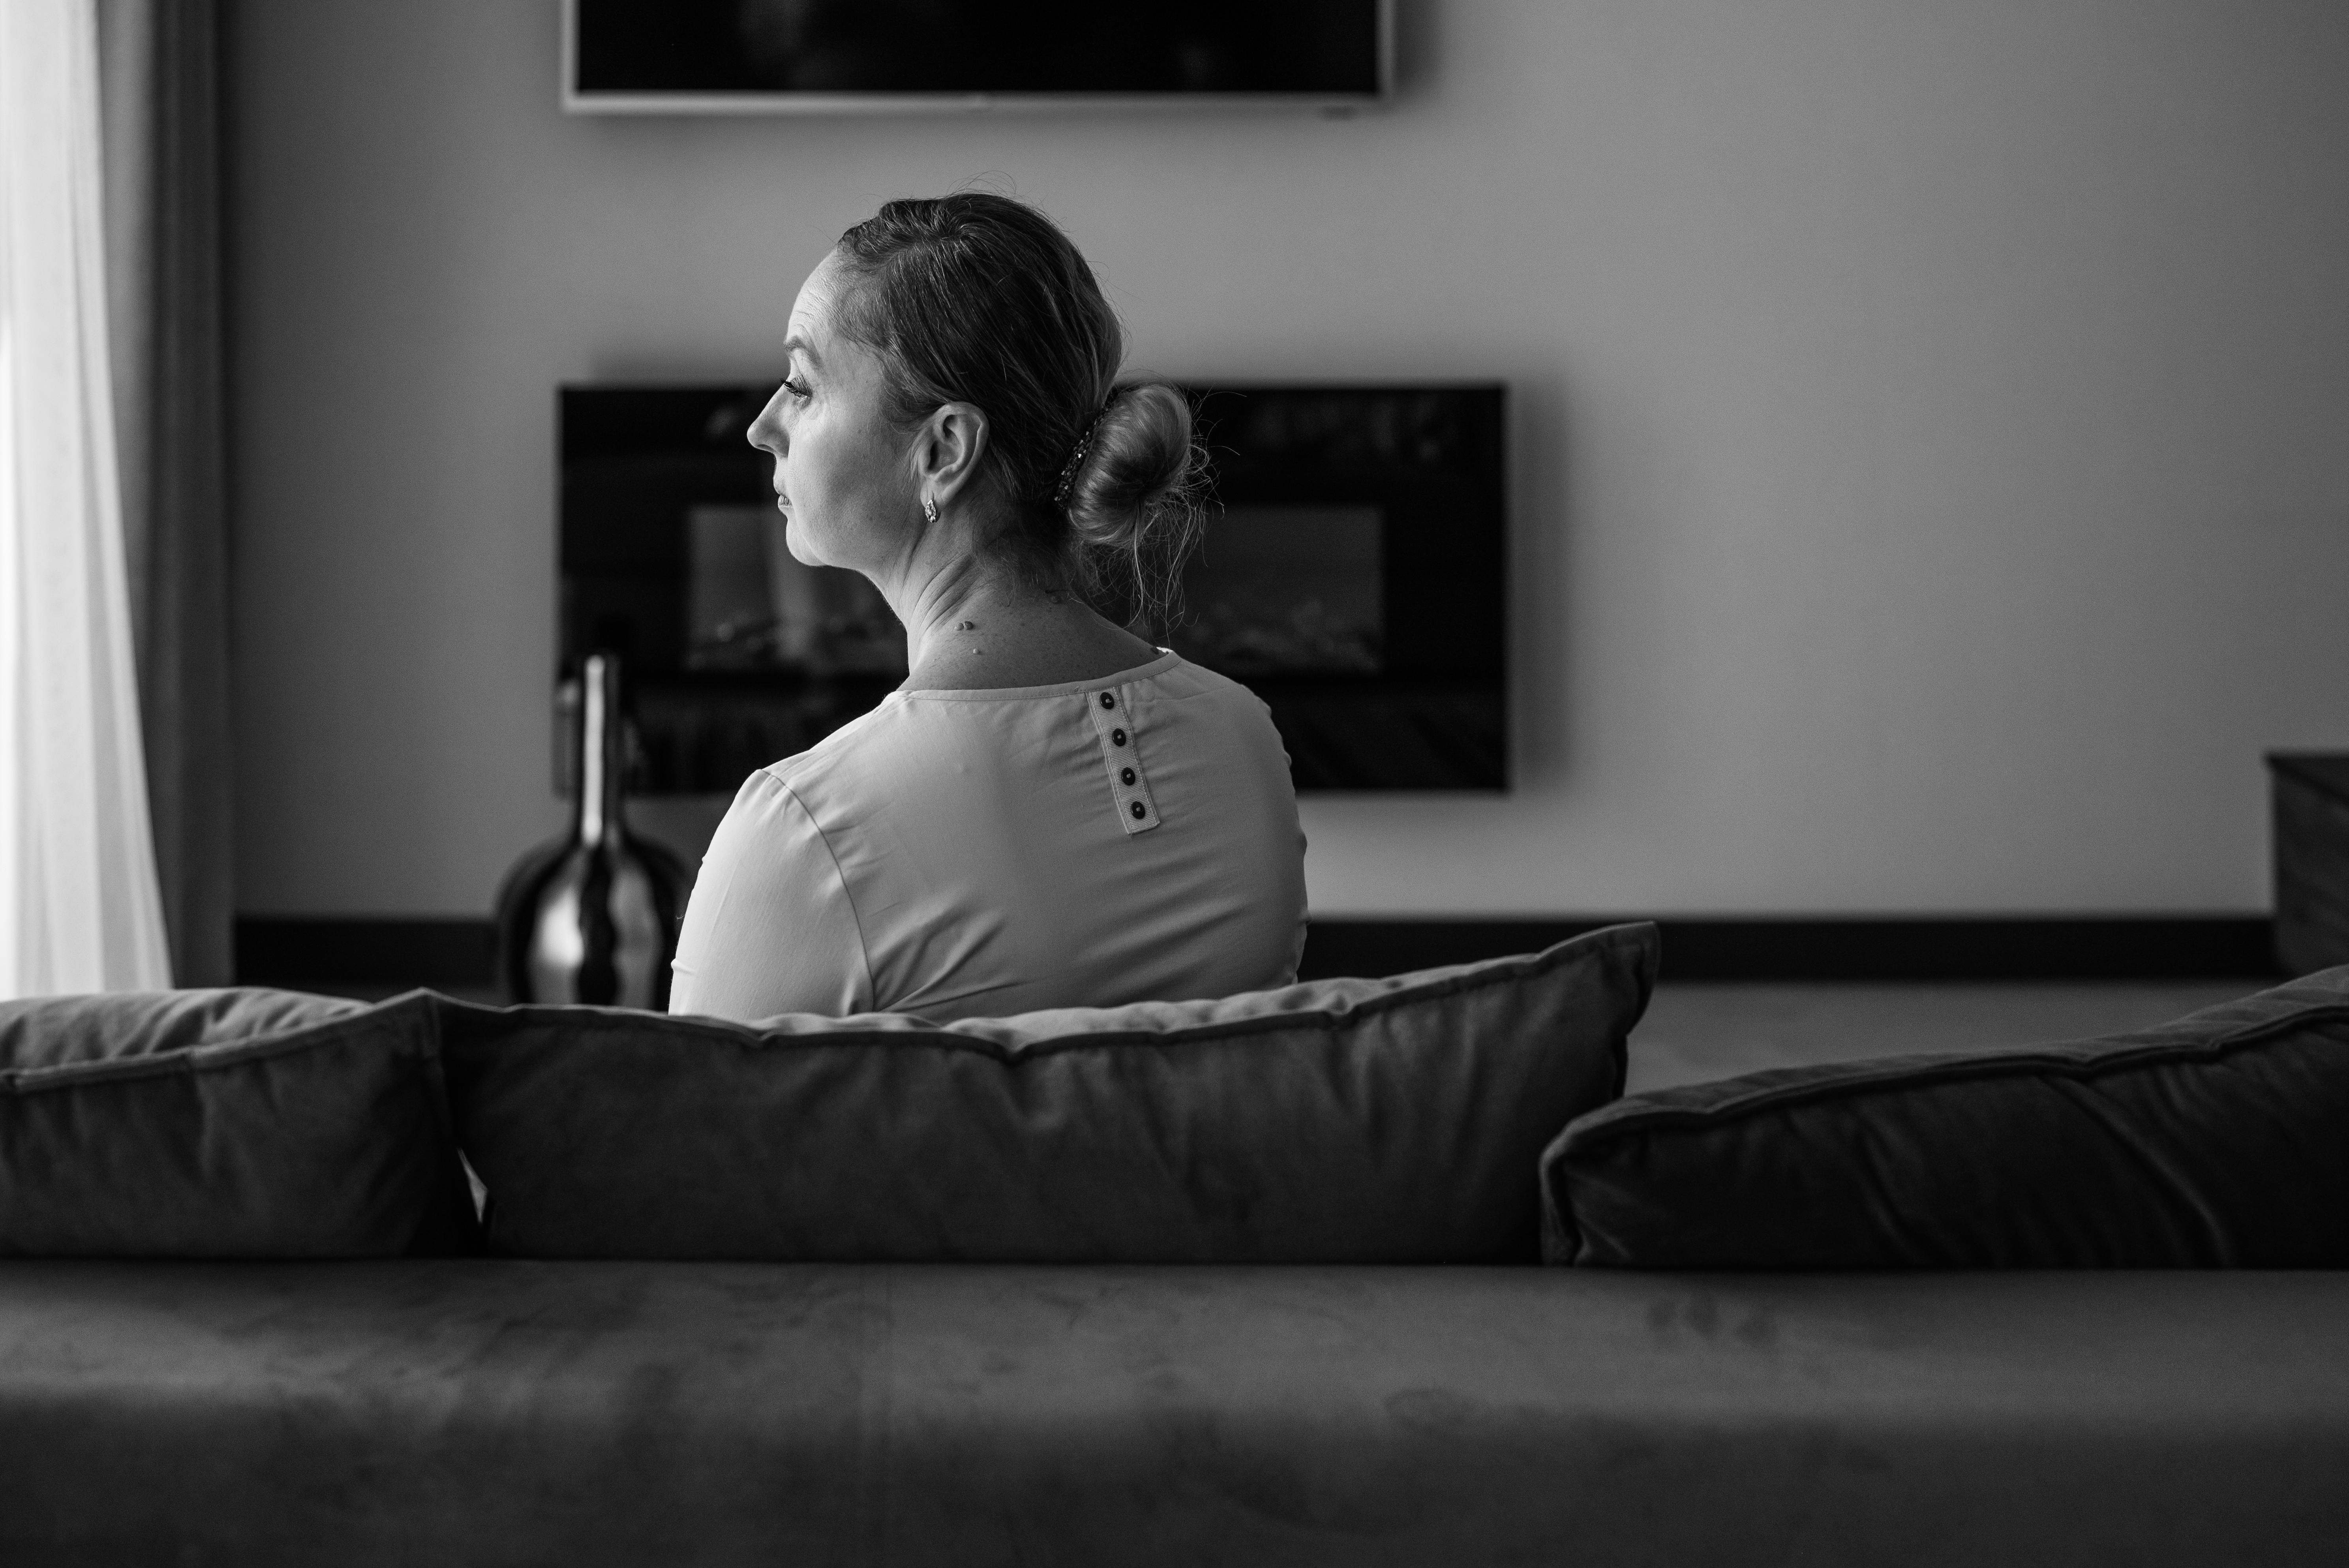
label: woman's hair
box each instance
[831,193,1203,633]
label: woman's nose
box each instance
[746,394,786,455]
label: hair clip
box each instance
[1052,399,1115,507]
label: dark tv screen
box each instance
[571,0,1386,100]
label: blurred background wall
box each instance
[227,0,2349,921]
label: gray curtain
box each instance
[96,0,234,986]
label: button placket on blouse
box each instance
[1086,688,1161,835]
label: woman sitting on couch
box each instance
[668,193,1307,1024]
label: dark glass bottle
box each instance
[495,654,689,1007]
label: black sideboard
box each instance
[2269,753,2349,975]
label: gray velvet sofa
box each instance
[4,1260,2348,1565]
[5,934,2348,1564]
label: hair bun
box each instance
[1062,384,1205,630]
[1065,383,1198,546]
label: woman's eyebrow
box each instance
[782,336,824,369]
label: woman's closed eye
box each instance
[781,375,811,401]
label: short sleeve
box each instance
[668,771,873,1020]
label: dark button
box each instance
[1098,692,1116,709]
[1120,767,1136,786]
[1111,728,1126,746]
[1130,800,1147,820]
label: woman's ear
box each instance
[913,401,990,512]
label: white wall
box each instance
[229,0,2349,919]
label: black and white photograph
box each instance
[1,1,2346,1561]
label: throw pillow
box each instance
[443,922,1659,1262]
[0,988,479,1257]
[1543,965,2349,1267]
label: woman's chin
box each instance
[781,520,825,569]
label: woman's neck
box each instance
[883,556,1158,693]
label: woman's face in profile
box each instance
[748,249,918,574]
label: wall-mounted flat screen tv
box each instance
[559,382,1505,792]
[566,0,1390,112]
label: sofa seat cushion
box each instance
[2,1261,2346,1567]
[441,923,1658,1262]
[1546,965,2349,1268]
[0,988,478,1257]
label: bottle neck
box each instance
[577,656,626,846]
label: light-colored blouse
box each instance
[668,651,1306,1023]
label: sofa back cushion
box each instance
[1544,965,2349,1267]
[0,988,479,1257]
[443,923,1658,1262]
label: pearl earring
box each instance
[922,496,940,525]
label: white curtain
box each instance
[0,0,173,997]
